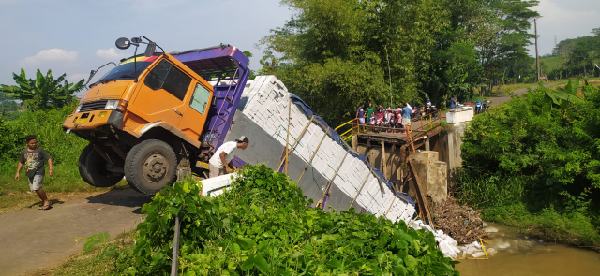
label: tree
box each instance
[0,69,84,110]
[474,0,538,91]
[261,0,539,124]
[549,28,600,79]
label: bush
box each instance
[0,105,90,192]
[124,165,457,275]
[457,81,600,246]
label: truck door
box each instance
[128,59,192,129]
[178,82,213,144]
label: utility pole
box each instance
[534,18,540,81]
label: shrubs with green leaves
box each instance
[457,80,600,246]
[124,165,456,275]
[0,105,89,192]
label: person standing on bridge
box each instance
[365,102,374,128]
[402,103,413,132]
[15,135,53,210]
[356,105,366,125]
[450,96,457,110]
[208,136,249,177]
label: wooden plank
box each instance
[381,141,386,175]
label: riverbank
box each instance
[456,224,600,276]
[481,204,600,251]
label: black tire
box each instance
[125,139,177,195]
[79,144,124,187]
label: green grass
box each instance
[489,78,600,97]
[482,204,600,249]
[541,55,565,73]
[0,165,102,193]
[490,82,538,96]
[0,163,109,211]
[0,164,125,212]
[34,231,135,276]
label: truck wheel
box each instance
[79,144,124,187]
[125,139,177,195]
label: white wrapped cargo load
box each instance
[219,75,460,258]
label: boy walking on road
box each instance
[15,135,53,210]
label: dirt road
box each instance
[0,188,149,276]
[486,88,529,108]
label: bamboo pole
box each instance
[277,116,314,172]
[284,97,292,174]
[349,166,373,210]
[296,132,327,183]
[316,152,349,209]
[383,197,397,216]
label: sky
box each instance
[0,0,293,84]
[530,0,600,55]
[0,0,598,84]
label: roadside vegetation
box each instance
[457,80,600,249]
[35,231,135,276]
[0,70,98,210]
[51,165,456,275]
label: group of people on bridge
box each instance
[355,102,416,132]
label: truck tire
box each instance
[125,139,177,195]
[79,144,124,187]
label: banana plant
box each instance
[0,68,84,110]
[543,80,584,107]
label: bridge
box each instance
[336,115,447,176]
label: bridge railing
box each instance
[335,113,444,142]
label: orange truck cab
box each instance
[64,37,249,194]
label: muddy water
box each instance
[456,224,600,276]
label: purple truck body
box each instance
[172,45,250,160]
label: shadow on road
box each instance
[86,188,151,211]
[26,199,65,209]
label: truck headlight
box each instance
[105,100,120,110]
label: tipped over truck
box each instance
[63,37,249,194]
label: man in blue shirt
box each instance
[401,103,412,132]
[450,96,457,109]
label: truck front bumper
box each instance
[63,110,124,131]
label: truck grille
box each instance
[80,100,108,112]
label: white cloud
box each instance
[96,48,123,61]
[22,48,78,66]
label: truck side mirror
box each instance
[115,37,131,50]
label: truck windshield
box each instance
[96,62,152,83]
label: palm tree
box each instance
[0,68,84,110]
